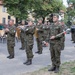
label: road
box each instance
[0,33,75,75]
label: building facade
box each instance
[0,0,15,24]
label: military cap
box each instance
[27,18,33,22]
[38,18,43,21]
[53,13,59,18]
[60,19,64,22]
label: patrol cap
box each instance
[53,13,59,18]
[38,18,43,21]
[60,19,64,22]
[27,18,33,22]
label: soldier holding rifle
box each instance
[48,13,63,73]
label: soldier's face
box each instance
[28,21,33,26]
[9,21,14,26]
[44,22,47,25]
[53,16,59,22]
[61,22,64,25]
[22,21,25,25]
[38,20,42,24]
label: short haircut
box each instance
[8,19,14,22]
[53,13,59,18]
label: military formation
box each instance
[4,13,67,73]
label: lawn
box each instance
[21,61,75,75]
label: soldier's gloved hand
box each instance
[50,36,55,40]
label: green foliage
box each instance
[3,0,66,21]
[32,0,65,19]
[71,67,75,73]
[67,9,75,16]
[67,0,75,4]
[3,0,29,20]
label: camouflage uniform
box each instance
[6,25,16,57]
[24,25,35,62]
[42,24,50,42]
[60,24,67,50]
[49,23,63,68]
[20,24,25,49]
[35,24,43,54]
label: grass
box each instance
[21,60,75,75]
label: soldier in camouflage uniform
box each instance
[35,18,43,54]
[60,20,67,50]
[42,21,50,47]
[5,19,16,59]
[19,20,26,50]
[48,14,63,73]
[23,20,35,65]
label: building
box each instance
[0,0,15,24]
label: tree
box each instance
[3,0,66,23]
[3,0,29,21]
[67,0,75,25]
[31,0,65,23]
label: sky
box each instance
[63,0,68,7]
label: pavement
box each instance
[0,33,75,75]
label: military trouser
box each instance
[20,37,25,49]
[61,42,65,50]
[43,35,49,42]
[50,42,61,67]
[71,33,73,41]
[61,36,65,50]
[26,45,34,60]
[7,42,14,57]
[36,38,43,53]
[72,33,75,42]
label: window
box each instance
[2,6,6,12]
[2,18,6,24]
[8,16,11,19]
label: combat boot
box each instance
[19,47,24,50]
[7,55,11,58]
[26,59,32,65]
[35,51,42,54]
[48,66,56,71]
[54,67,59,73]
[9,55,14,59]
[35,51,39,53]
[38,51,42,54]
[23,60,29,64]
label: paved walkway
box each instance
[0,34,75,75]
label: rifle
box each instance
[55,30,67,38]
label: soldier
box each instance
[23,19,35,65]
[71,20,75,43]
[5,19,16,59]
[19,20,26,50]
[42,21,50,47]
[48,13,63,73]
[60,20,67,50]
[35,18,43,54]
